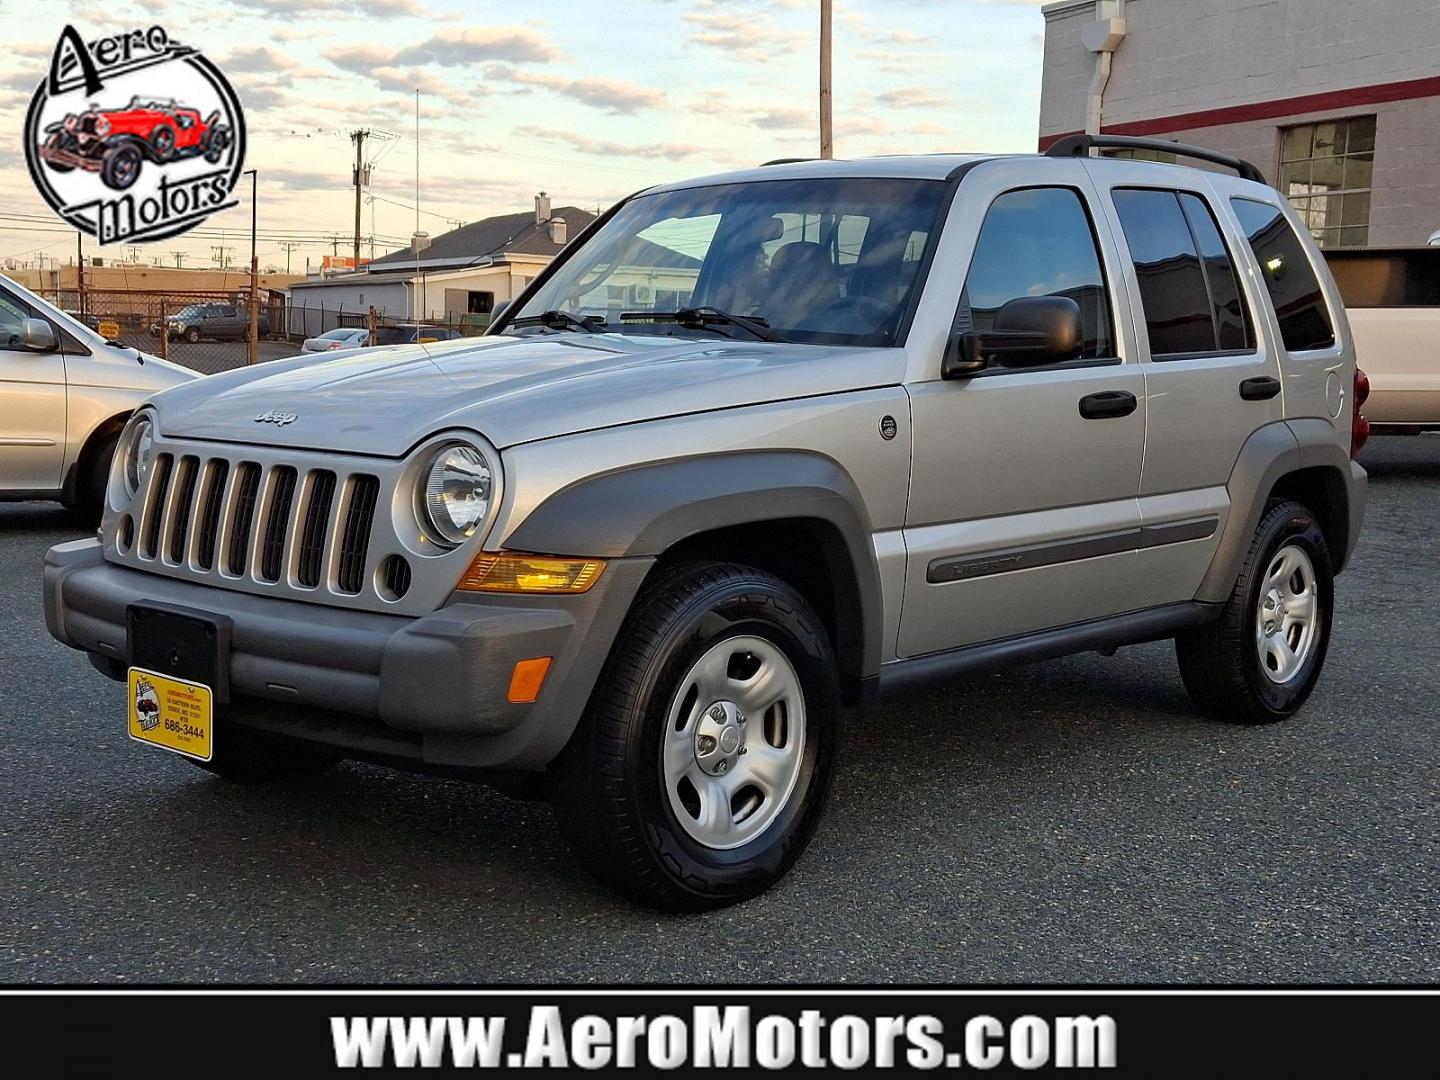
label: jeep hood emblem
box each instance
[254,410,297,426]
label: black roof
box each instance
[369,205,598,268]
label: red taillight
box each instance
[328,341,345,349]
[1351,367,1371,458]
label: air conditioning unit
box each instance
[633,284,652,303]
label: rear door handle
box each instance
[1078,390,1138,419]
[1239,375,1282,401]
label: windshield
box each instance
[175,305,205,318]
[318,328,359,340]
[507,177,948,346]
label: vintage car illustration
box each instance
[39,97,232,191]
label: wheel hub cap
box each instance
[694,701,746,775]
[661,635,806,851]
[1255,543,1320,684]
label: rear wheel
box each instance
[148,124,176,161]
[1176,499,1334,724]
[188,721,341,783]
[551,562,840,910]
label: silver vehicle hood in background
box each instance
[150,333,904,455]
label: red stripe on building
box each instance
[1038,74,1440,151]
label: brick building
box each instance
[1039,0,1440,248]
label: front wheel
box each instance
[552,562,840,910]
[99,143,142,190]
[1176,499,1334,724]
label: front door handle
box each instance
[1078,390,1138,419]
[1239,375,1282,401]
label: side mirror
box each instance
[20,318,58,352]
[942,296,1083,379]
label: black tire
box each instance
[188,720,341,783]
[148,124,176,161]
[1176,499,1334,724]
[551,561,841,910]
[71,429,119,527]
[185,326,200,343]
[99,143,142,190]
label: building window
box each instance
[466,290,493,314]
[1279,116,1375,249]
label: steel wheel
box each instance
[1254,542,1320,684]
[661,634,805,850]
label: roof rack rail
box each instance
[1044,134,1267,185]
[760,157,815,167]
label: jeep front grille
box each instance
[124,449,385,599]
[107,433,494,616]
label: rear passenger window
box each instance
[1112,188,1254,357]
[1231,198,1336,351]
[960,187,1115,359]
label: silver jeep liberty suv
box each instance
[44,135,1367,909]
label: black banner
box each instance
[2,988,1432,1071]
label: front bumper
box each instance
[40,145,101,172]
[44,539,652,770]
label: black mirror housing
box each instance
[942,296,1083,379]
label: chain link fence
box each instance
[45,287,496,375]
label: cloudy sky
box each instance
[0,0,1049,273]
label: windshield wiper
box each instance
[507,309,607,334]
[621,306,785,343]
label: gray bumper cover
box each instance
[43,539,652,770]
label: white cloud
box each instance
[514,125,701,161]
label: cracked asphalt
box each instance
[1,438,1435,984]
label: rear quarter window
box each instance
[1230,198,1336,352]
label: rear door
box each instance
[1089,167,1284,609]
[0,283,66,493]
[899,164,1146,657]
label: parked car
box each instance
[44,138,1366,909]
[151,303,268,343]
[40,96,232,191]
[372,324,463,345]
[0,275,193,520]
[301,328,370,353]
[1324,246,1439,434]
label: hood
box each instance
[150,332,904,456]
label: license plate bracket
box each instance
[126,602,232,704]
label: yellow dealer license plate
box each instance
[128,667,213,761]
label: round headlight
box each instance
[418,443,492,546]
[118,414,154,499]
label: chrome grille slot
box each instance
[258,466,298,583]
[336,475,379,595]
[227,462,261,576]
[194,459,229,571]
[140,453,174,559]
[166,455,200,564]
[296,470,337,588]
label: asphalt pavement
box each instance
[1,438,1435,984]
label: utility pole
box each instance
[211,245,234,269]
[820,0,833,159]
[278,241,300,274]
[245,169,258,365]
[350,128,369,267]
[171,251,187,268]
[76,232,85,315]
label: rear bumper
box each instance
[1341,458,1367,572]
[43,539,652,770]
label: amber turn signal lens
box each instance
[507,657,552,703]
[457,552,605,593]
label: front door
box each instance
[899,177,1145,658]
[0,284,66,493]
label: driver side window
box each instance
[957,186,1116,360]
